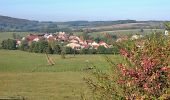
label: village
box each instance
[16,32,112,50]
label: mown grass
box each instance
[0,50,123,100]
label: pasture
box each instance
[0,30,165,99]
[0,50,122,100]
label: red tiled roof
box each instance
[26,35,39,41]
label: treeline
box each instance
[1,39,119,54]
[63,20,137,27]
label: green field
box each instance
[0,29,165,99]
[0,50,123,100]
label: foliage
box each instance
[85,33,170,99]
[80,48,89,54]
[82,30,90,40]
[88,48,97,54]
[19,40,29,51]
[164,22,170,31]
[46,44,54,54]
[61,47,66,59]
[65,47,74,54]
[111,45,119,54]
[1,39,17,50]
[97,46,107,54]
[28,40,53,54]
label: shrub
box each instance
[85,33,170,99]
[97,46,107,54]
[1,39,17,50]
[19,40,29,51]
[65,47,74,54]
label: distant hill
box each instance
[0,15,37,24]
[0,15,167,32]
[0,15,59,32]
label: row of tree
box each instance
[1,39,120,54]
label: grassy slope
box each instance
[0,50,123,100]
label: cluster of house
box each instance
[17,29,169,49]
[16,32,111,50]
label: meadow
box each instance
[0,50,123,100]
[0,30,165,99]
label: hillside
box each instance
[0,15,59,32]
[0,15,166,32]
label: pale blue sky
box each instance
[0,0,169,21]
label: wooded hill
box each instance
[0,15,167,32]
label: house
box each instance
[44,33,54,38]
[86,40,93,45]
[91,41,99,49]
[66,43,81,50]
[58,32,66,36]
[16,40,21,47]
[58,32,68,41]
[116,36,129,42]
[47,36,56,42]
[165,30,169,36]
[26,34,39,42]
[131,34,142,40]
[69,35,81,42]
[69,39,79,43]
[33,37,40,42]
[81,44,89,49]
[79,40,85,45]
[99,41,110,48]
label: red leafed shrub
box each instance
[84,33,170,100]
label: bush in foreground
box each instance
[84,33,170,99]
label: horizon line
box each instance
[1,14,170,22]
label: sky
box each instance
[0,0,170,21]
